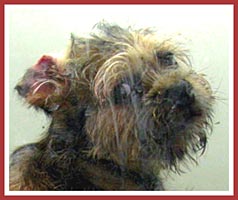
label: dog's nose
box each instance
[15,84,28,97]
[164,80,194,107]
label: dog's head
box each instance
[15,22,214,173]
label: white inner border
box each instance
[4,4,234,196]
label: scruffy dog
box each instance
[10,22,214,191]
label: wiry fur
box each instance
[10,22,214,190]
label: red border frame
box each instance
[0,1,236,199]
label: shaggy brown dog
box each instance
[10,22,214,190]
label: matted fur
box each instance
[10,22,214,190]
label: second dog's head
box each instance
[15,22,214,173]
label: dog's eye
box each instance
[113,83,131,105]
[156,51,177,67]
[121,83,131,96]
[112,75,143,105]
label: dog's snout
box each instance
[165,80,194,107]
[15,84,28,97]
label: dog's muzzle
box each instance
[164,80,194,109]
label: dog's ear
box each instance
[15,55,70,113]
